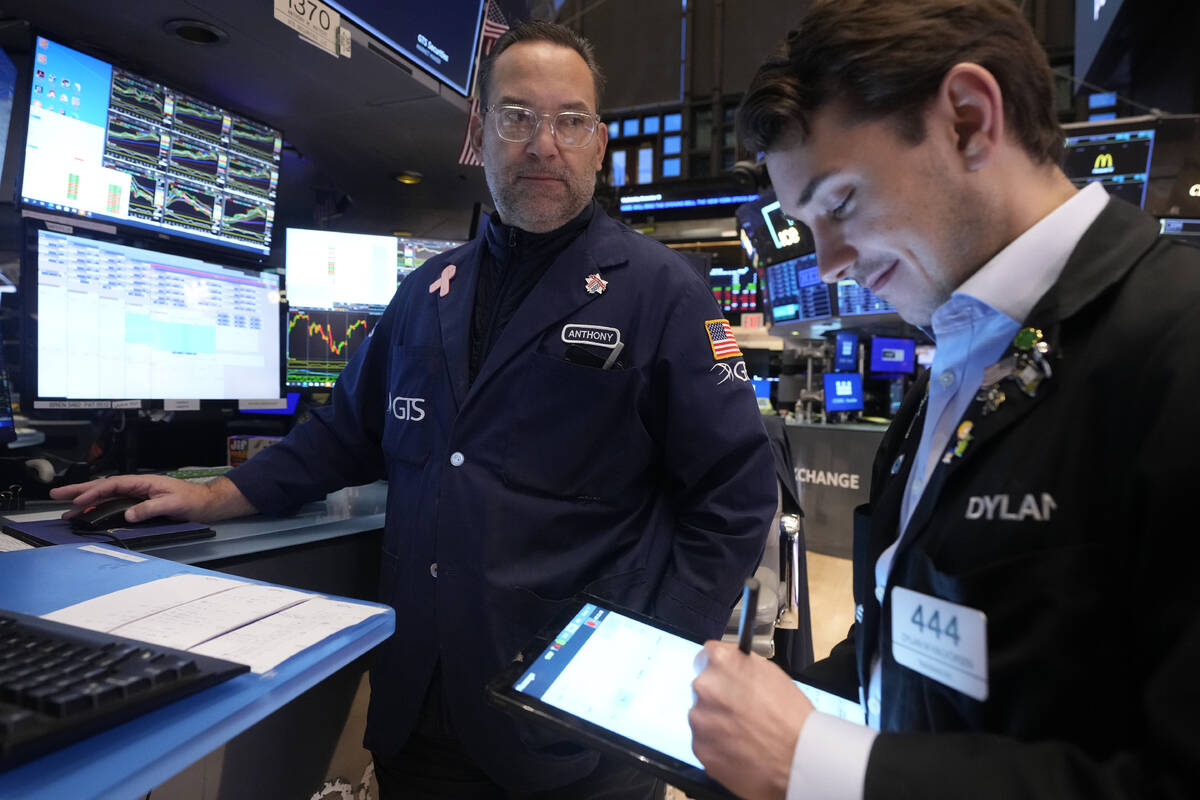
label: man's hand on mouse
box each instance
[51,475,259,524]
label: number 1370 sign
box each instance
[274,0,345,58]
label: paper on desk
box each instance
[0,533,34,552]
[190,597,387,674]
[109,583,315,650]
[44,574,251,631]
[3,509,68,523]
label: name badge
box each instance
[890,586,988,701]
[561,323,622,349]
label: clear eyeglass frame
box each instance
[487,104,601,148]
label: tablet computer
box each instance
[486,595,863,800]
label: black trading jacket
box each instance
[804,197,1200,799]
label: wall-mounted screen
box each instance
[823,372,863,412]
[21,37,282,256]
[765,253,831,324]
[869,336,915,375]
[1062,126,1154,208]
[709,266,758,313]
[832,332,858,372]
[28,229,282,407]
[326,1,488,97]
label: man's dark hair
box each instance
[737,0,1063,165]
[477,20,605,111]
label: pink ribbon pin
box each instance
[428,263,457,297]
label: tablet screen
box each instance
[507,601,864,773]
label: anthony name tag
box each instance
[890,586,988,701]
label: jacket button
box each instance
[855,603,864,623]
[874,585,885,604]
[430,562,438,578]
[449,451,465,467]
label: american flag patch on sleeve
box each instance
[704,319,743,360]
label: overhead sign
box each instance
[274,0,349,58]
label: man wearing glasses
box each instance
[55,19,775,799]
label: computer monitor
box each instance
[1062,124,1155,208]
[0,48,16,188]
[869,336,916,375]
[26,228,283,408]
[832,332,859,372]
[20,37,282,256]
[765,253,832,324]
[709,266,758,313]
[823,372,863,413]
[398,236,463,282]
[836,279,896,316]
[284,228,402,389]
[325,1,488,97]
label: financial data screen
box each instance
[766,253,832,323]
[836,279,895,316]
[285,228,400,389]
[708,266,759,313]
[34,230,281,404]
[397,236,462,282]
[21,38,282,255]
[1061,127,1154,208]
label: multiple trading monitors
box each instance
[20,37,282,256]
[26,228,282,408]
[284,228,461,389]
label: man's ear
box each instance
[469,111,485,153]
[592,120,609,172]
[936,63,1005,171]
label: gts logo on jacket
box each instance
[964,493,1057,521]
[389,394,426,421]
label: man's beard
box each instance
[485,163,594,233]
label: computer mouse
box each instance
[70,496,146,531]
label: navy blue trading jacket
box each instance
[227,205,776,790]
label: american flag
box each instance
[705,319,743,360]
[458,0,510,166]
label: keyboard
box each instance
[0,609,249,772]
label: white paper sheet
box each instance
[0,533,35,552]
[109,583,315,650]
[189,597,387,674]
[43,574,249,631]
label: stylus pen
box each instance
[737,577,760,655]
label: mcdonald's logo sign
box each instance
[1092,153,1115,175]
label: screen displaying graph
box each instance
[286,308,378,388]
[21,37,282,256]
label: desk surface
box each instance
[0,544,395,799]
[11,481,388,565]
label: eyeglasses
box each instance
[487,104,601,148]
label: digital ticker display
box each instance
[21,37,282,255]
[1061,127,1154,208]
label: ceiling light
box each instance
[163,19,228,46]
[394,171,423,185]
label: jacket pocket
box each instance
[501,352,650,500]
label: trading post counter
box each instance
[783,422,886,559]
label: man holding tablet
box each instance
[690,1,1200,799]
